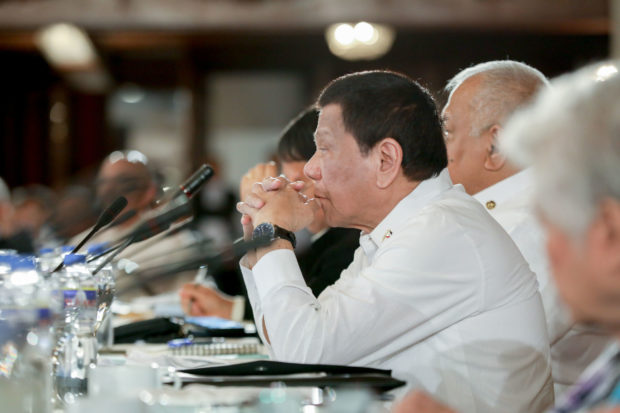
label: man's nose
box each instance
[304,154,321,182]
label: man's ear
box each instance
[375,137,403,189]
[593,198,620,257]
[483,124,507,171]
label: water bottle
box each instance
[87,243,116,349]
[37,247,62,276]
[57,245,75,261]
[53,253,98,405]
[0,257,53,413]
[0,253,16,286]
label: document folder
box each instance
[178,360,405,392]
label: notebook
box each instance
[170,342,261,356]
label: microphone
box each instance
[92,201,194,275]
[116,235,273,294]
[109,209,137,228]
[128,201,193,243]
[157,164,214,206]
[52,196,128,272]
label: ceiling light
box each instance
[325,22,395,61]
[36,23,98,70]
[354,22,375,43]
[334,23,355,46]
[119,84,145,104]
[594,64,618,82]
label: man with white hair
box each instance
[394,61,620,413]
[442,60,609,396]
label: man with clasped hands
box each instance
[237,70,553,413]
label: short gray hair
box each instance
[445,60,549,136]
[501,61,620,238]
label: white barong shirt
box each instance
[474,169,610,397]
[241,169,553,413]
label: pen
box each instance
[167,336,221,348]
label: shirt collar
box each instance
[363,168,454,253]
[310,228,329,243]
[473,168,532,211]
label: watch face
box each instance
[253,222,275,240]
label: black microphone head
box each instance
[95,196,128,230]
[110,209,137,227]
[179,164,214,200]
[130,201,193,243]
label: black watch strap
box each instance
[273,225,296,249]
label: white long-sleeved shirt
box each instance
[474,169,611,397]
[241,169,554,413]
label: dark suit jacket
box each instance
[297,227,360,297]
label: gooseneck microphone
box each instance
[92,201,193,275]
[158,164,214,206]
[109,209,137,228]
[52,196,128,272]
[116,235,274,294]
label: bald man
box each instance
[442,60,609,396]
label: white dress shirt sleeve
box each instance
[250,234,483,365]
[239,263,273,354]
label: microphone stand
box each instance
[115,236,273,295]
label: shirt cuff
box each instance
[230,296,245,322]
[252,249,305,300]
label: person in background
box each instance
[395,61,620,413]
[238,70,552,412]
[0,183,56,253]
[74,149,199,297]
[43,185,98,245]
[0,177,30,252]
[442,60,610,396]
[179,107,360,321]
[10,184,56,245]
[92,149,158,236]
[0,177,14,243]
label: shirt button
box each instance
[486,200,496,210]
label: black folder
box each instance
[178,360,405,392]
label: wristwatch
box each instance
[252,222,296,249]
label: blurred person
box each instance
[0,176,29,252]
[11,185,56,234]
[4,184,56,252]
[394,61,620,413]
[74,150,199,297]
[0,177,13,238]
[70,149,158,248]
[42,185,98,245]
[442,60,610,396]
[237,71,552,412]
[93,149,157,234]
[180,108,360,321]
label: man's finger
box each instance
[289,180,306,192]
[241,214,253,240]
[237,201,260,218]
[244,193,266,209]
[260,176,286,192]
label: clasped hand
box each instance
[237,175,317,235]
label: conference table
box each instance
[55,295,402,413]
